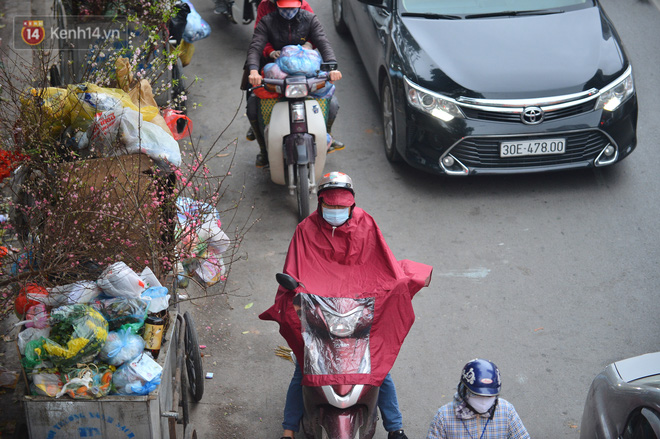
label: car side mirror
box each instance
[357,0,386,7]
[276,273,299,291]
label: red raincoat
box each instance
[259,207,433,387]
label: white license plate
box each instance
[500,138,566,157]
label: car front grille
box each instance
[460,101,596,124]
[449,130,610,169]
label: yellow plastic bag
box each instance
[68,83,160,123]
[20,87,74,136]
[179,41,195,67]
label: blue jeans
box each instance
[282,363,403,432]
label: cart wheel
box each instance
[184,311,204,402]
[180,363,190,426]
[183,422,198,439]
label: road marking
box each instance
[436,268,490,279]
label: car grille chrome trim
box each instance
[458,91,599,123]
[457,89,599,109]
[441,128,618,171]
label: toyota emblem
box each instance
[521,107,544,125]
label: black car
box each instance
[580,352,660,438]
[332,0,638,175]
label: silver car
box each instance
[580,352,660,438]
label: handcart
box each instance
[18,294,204,439]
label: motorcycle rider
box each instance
[260,172,432,439]
[426,359,530,439]
[244,0,343,168]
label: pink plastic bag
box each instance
[163,109,193,140]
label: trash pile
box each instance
[15,263,172,398]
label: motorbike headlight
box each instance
[404,76,464,122]
[322,306,365,337]
[285,84,309,98]
[595,66,634,112]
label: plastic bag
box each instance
[69,83,159,122]
[45,281,101,306]
[31,372,63,397]
[81,107,182,169]
[14,303,49,329]
[169,1,191,45]
[58,365,113,399]
[276,45,322,77]
[178,40,195,67]
[163,108,193,140]
[0,366,20,389]
[15,283,48,317]
[18,327,51,355]
[139,266,162,289]
[43,305,108,369]
[112,352,162,395]
[98,327,145,366]
[92,296,149,331]
[183,0,211,43]
[97,261,146,299]
[264,62,288,80]
[141,287,170,314]
[21,337,48,370]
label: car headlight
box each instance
[404,76,464,121]
[595,66,634,112]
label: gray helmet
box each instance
[317,171,354,195]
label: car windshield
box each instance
[400,0,591,17]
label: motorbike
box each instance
[276,273,381,439]
[252,62,337,222]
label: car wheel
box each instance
[381,79,403,163]
[331,0,349,35]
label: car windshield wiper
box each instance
[465,9,563,19]
[401,12,462,20]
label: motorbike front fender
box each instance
[268,100,327,186]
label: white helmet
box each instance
[317,171,354,195]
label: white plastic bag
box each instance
[97,261,146,299]
[141,287,170,314]
[98,328,145,366]
[45,281,101,306]
[81,107,182,169]
[112,352,162,395]
[140,266,162,289]
[183,1,211,43]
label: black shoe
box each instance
[388,430,408,439]
[255,153,269,168]
[246,127,256,141]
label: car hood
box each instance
[400,7,627,99]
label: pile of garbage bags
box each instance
[15,263,171,399]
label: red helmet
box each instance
[276,0,302,7]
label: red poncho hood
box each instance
[259,207,433,386]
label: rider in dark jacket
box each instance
[244,0,343,167]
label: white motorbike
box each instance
[253,63,337,222]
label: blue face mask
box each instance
[278,7,299,20]
[322,207,350,227]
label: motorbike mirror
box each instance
[320,62,338,72]
[276,273,299,291]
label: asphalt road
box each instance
[179,1,660,438]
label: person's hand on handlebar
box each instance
[328,70,342,82]
[249,69,263,87]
